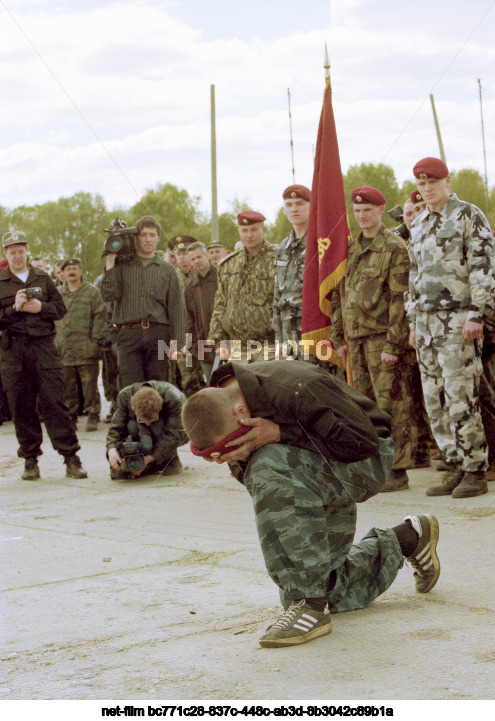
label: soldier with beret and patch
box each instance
[411,189,427,219]
[272,185,311,358]
[0,232,88,481]
[207,241,229,267]
[209,211,276,364]
[407,157,495,498]
[330,186,430,492]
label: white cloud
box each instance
[0,0,494,222]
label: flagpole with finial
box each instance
[324,43,330,86]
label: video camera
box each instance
[119,435,146,474]
[103,217,137,262]
[387,205,409,241]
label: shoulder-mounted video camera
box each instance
[103,217,138,263]
[387,205,410,241]
[119,435,146,474]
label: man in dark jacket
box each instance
[0,231,87,480]
[106,381,185,480]
[185,242,217,381]
[182,361,441,648]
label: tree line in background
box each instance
[1,165,494,282]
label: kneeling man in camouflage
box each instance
[182,361,440,648]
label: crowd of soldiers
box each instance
[1,155,495,500]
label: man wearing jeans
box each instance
[182,361,440,648]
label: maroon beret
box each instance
[413,157,449,180]
[282,185,311,201]
[410,190,424,204]
[237,210,266,226]
[351,186,386,206]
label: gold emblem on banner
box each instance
[318,237,331,263]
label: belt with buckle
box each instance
[117,320,161,329]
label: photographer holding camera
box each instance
[0,231,88,481]
[106,382,185,479]
[100,215,185,388]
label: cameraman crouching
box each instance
[101,215,185,387]
[106,382,185,480]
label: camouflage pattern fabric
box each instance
[330,226,410,352]
[242,441,403,612]
[330,226,425,469]
[415,309,487,471]
[62,362,101,419]
[272,231,306,342]
[209,241,276,346]
[480,358,495,465]
[55,280,108,365]
[406,193,495,327]
[176,353,205,397]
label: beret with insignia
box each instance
[413,157,449,180]
[237,210,266,226]
[282,184,311,201]
[410,190,424,204]
[351,186,386,206]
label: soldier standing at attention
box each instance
[330,187,426,492]
[407,157,495,498]
[272,185,310,358]
[209,211,276,364]
[55,258,108,432]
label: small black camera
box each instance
[103,217,138,262]
[25,287,42,299]
[120,436,146,474]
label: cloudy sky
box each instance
[1,0,494,222]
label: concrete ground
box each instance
[1,407,494,702]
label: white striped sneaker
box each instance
[259,600,332,648]
[404,514,440,593]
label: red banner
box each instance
[301,77,349,364]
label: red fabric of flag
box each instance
[301,77,349,364]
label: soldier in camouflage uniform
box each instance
[272,185,310,356]
[55,259,107,432]
[209,211,276,365]
[168,235,205,398]
[182,360,441,648]
[407,157,495,498]
[331,186,430,492]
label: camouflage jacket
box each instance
[209,241,276,343]
[330,225,410,355]
[406,193,495,327]
[272,230,306,339]
[55,280,108,365]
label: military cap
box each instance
[237,210,266,226]
[410,190,424,204]
[207,240,227,250]
[168,235,198,252]
[413,157,449,180]
[61,258,82,270]
[282,184,311,201]
[2,230,27,248]
[351,186,386,206]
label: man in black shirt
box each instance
[182,361,441,648]
[0,231,87,481]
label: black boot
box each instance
[65,455,88,479]
[21,458,40,481]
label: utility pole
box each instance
[287,88,295,183]
[210,84,219,243]
[430,94,446,163]
[478,78,490,213]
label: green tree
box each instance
[265,207,292,245]
[450,169,489,216]
[343,163,400,237]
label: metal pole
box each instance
[210,84,219,243]
[430,94,446,163]
[478,78,490,213]
[287,88,295,183]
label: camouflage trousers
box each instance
[62,362,101,418]
[415,310,487,471]
[480,352,495,465]
[277,321,343,378]
[348,335,428,469]
[243,440,404,612]
[176,354,206,398]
